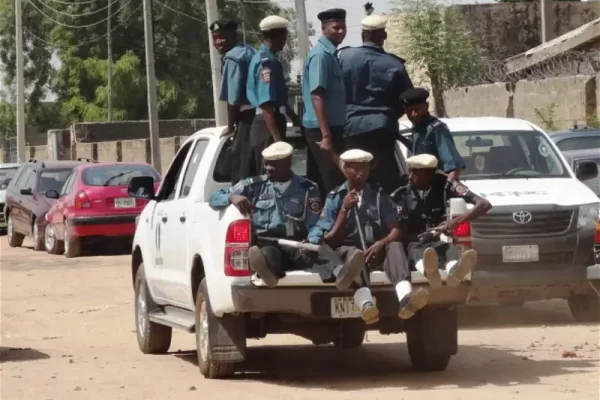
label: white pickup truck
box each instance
[128,126,471,379]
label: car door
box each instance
[53,171,77,239]
[14,167,37,235]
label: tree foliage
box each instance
[388,0,487,115]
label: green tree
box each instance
[388,0,487,116]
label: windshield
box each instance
[82,164,159,186]
[555,135,600,152]
[452,130,568,180]
[39,169,73,194]
[0,167,18,182]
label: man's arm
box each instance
[208,178,251,209]
[220,60,243,133]
[257,61,283,142]
[378,193,401,245]
[434,124,466,180]
[308,53,333,149]
[395,64,414,119]
[447,181,492,228]
[303,185,323,232]
[307,195,338,245]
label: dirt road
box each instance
[1,237,599,400]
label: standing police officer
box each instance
[337,13,413,194]
[247,16,301,175]
[302,8,348,195]
[209,19,257,184]
[402,87,466,182]
[209,142,363,289]
[391,154,492,288]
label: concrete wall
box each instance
[444,74,599,130]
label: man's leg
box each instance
[249,114,269,175]
[309,244,365,290]
[304,127,345,194]
[232,110,257,182]
[249,244,286,288]
[442,243,478,287]
[382,242,430,319]
[407,241,442,289]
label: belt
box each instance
[240,104,255,112]
[256,106,287,115]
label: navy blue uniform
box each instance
[220,43,257,183]
[412,116,466,173]
[247,44,289,174]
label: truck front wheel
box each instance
[405,308,457,372]
[195,279,236,379]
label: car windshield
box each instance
[38,169,73,193]
[82,164,159,186]
[554,134,600,151]
[0,167,18,181]
[452,130,568,180]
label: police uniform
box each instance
[302,8,347,195]
[210,19,257,184]
[391,154,478,288]
[337,14,414,194]
[308,149,429,323]
[247,16,290,175]
[402,88,466,174]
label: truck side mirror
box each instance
[575,160,598,181]
[128,176,156,200]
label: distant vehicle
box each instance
[550,125,600,152]
[561,148,600,197]
[0,163,21,233]
[4,159,89,250]
[44,162,160,258]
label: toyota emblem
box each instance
[512,210,532,224]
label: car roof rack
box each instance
[76,157,98,163]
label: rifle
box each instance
[352,206,372,286]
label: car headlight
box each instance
[578,203,600,228]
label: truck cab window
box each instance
[159,141,193,201]
[179,140,209,198]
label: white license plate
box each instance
[114,197,136,208]
[502,245,539,263]
[330,297,376,319]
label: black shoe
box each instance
[249,246,278,288]
[335,249,366,290]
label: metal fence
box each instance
[0,136,18,163]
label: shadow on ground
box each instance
[0,347,50,363]
[174,342,597,390]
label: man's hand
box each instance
[444,217,460,234]
[220,125,235,137]
[229,194,252,216]
[365,240,385,264]
[317,135,333,155]
[343,189,359,210]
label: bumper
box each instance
[231,283,470,318]
[468,228,596,301]
[69,214,138,237]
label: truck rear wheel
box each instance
[195,279,236,379]
[333,320,366,349]
[405,308,457,372]
[568,293,600,323]
[134,266,172,354]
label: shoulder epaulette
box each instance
[388,53,406,64]
[249,174,268,185]
[298,175,318,190]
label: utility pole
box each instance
[206,0,227,126]
[15,0,26,162]
[541,0,555,43]
[294,0,310,67]
[107,0,113,122]
[142,0,162,173]
[241,1,246,44]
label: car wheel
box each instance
[568,293,600,323]
[32,222,45,251]
[63,221,81,258]
[134,265,172,354]
[332,320,366,349]
[44,224,64,255]
[196,278,236,379]
[7,214,24,248]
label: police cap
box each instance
[259,15,290,31]
[361,15,387,31]
[262,141,293,161]
[401,87,430,106]
[340,149,373,163]
[406,154,438,170]
[317,8,346,23]
[209,19,238,32]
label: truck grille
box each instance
[471,210,573,237]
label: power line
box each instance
[26,0,132,28]
[32,0,120,18]
[47,0,100,5]
[154,0,206,23]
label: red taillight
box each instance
[74,191,91,209]
[595,222,600,244]
[454,221,471,237]
[224,219,251,277]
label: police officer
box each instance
[209,142,364,289]
[247,16,301,175]
[302,8,347,195]
[209,19,257,184]
[391,154,492,288]
[336,13,414,195]
[308,149,430,324]
[402,87,466,182]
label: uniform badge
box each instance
[308,197,322,214]
[453,183,468,196]
[396,205,403,213]
[260,68,271,83]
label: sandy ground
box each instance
[1,237,599,400]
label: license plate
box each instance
[114,197,136,208]
[502,245,539,263]
[330,297,376,319]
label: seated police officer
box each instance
[401,87,465,182]
[209,141,364,289]
[391,154,492,287]
[308,149,430,324]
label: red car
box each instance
[44,162,160,258]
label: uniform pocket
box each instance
[253,199,276,225]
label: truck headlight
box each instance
[578,203,600,228]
